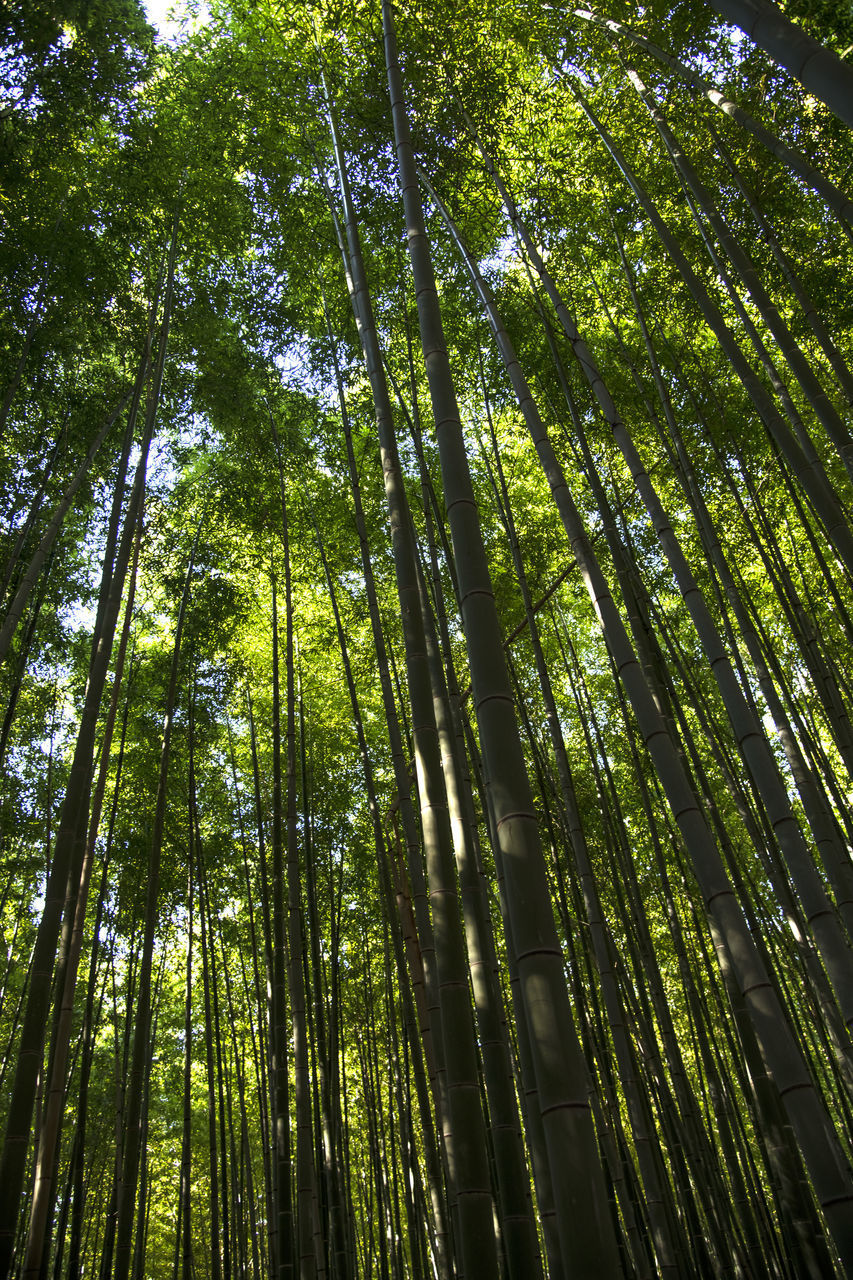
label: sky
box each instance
[143,0,177,33]
[142,0,210,40]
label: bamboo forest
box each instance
[4,0,853,1274]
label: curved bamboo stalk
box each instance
[382,5,623,1273]
[706,0,853,128]
[571,7,853,231]
[419,163,853,1269]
